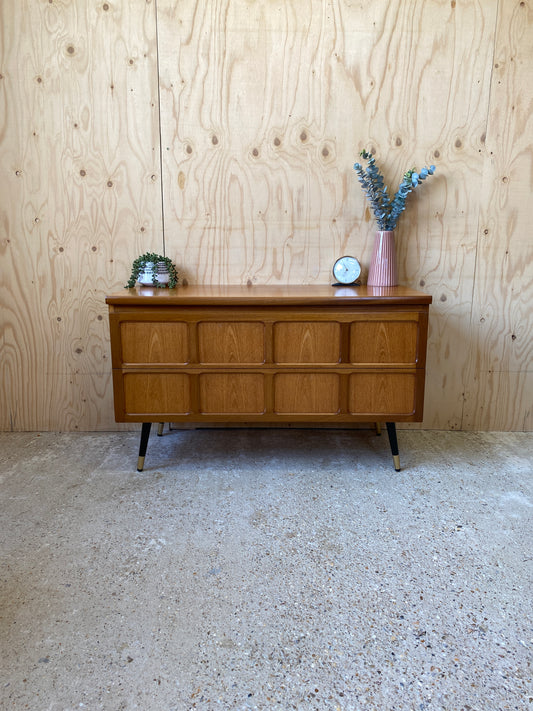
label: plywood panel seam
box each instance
[153,0,167,256]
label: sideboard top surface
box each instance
[106,284,432,307]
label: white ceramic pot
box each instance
[138,261,170,286]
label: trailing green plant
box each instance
[353,150,436,231]
[125,252,178,289]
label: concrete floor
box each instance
[0,429,532,711]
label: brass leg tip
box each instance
[137,456,145,472]
[375,422,382,436]
[157,423,164,436]
[393,454,401,472]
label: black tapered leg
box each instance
[386,422,401,471]
[137,422,152,471]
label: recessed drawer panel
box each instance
[273,322,341,364]
[198,322,265,364]
[349,373,416,415]
[350,320,418,365]
[199,374,265,414]
[121,322,188,364]
[123,373,190,414]
[274,374,340,414]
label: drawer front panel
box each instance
[350,320,418,365]
[121,322,188,364]
[199,374,265,414]
[349,373,416,415]
[274,374,340,414]
[123,373,190,414]
[273,322,341,364]
[198,322,265,364]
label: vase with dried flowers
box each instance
[353,150,436,286]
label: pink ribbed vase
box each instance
[367,230,399,287]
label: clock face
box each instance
[333,256,361,285]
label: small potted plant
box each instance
[125,252,178,289]
[353,150,436,286]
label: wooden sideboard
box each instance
[106,285,431,471]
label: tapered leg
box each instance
[385,422,401,471]
[138,422,152,471]
[375,422,382,436]
[157,422,165,436]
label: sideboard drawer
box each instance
[198,322,265,364]
[123,373,191,415]
[199,373,265,414]
[350,317,420,365]
[274,373,340,414]
[348,372,419,415]
[273,322,341,364]
[120,322,189,364]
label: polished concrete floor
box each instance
[1,429,532,711]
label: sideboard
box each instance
[106,285,431,471]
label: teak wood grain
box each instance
[106,285,431,425]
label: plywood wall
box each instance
[0,0,163,431]
[1,0,531,432]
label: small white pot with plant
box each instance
[125,252,178,289]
